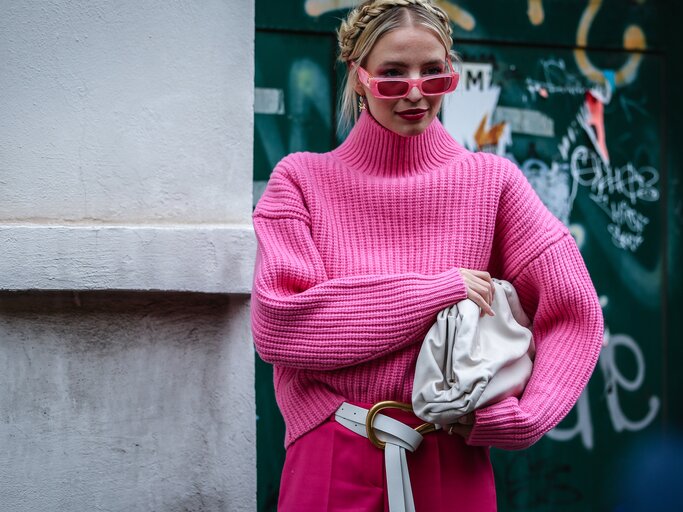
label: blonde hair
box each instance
[337,0,456,134]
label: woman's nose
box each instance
[406,84,423,102]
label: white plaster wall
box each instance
[1,225,256,293]
[0,293,255,511]
[0,0,257,510]
[1,0,252,224]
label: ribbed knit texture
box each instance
[251,111,604,449]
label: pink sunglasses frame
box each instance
[352,59,460,99]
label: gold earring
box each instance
[358,96,366,112]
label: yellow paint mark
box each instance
[576,0,601,48]
[528,0,544,25]
[435,1,476,31]
[623,24,646,50]
[294,67,317,95]
[574,0,647,87]
[574,0,605,83]
[305,0,357,17]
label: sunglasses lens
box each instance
[422,76,452,94]
[376,80,409,98]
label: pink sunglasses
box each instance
[352,59,460,99]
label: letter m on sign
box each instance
[463,63,493,92]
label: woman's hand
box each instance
[446,413,474,438]
[458,268,495,316]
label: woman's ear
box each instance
[350,64,365,96]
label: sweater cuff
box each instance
[450,268,468,303]
[466,397,541,450]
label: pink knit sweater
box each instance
[252,111,603,449]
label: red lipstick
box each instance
[397,108,428,121]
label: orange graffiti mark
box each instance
[305,0,356,17]
[528,0,544,25]
[434,1,475,31]
[474,114,507,150]
[574,0,646,87]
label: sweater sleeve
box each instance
[251,165,468,371]
[467,161,604,450]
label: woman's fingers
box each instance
[445,413,475,438]
[470,270,494,304]
[458,268,495,316]
[446,423,473,438]
[472,290,495,317]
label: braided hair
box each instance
[337,0,455,133]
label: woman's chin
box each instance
[391,117,432,137]
[368,108,436,137]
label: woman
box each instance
[251,0,604,510]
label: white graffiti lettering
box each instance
[529,99,660,252]
[558,124,580,161]
[526,58,588,98]
[570,147,660,205]
[547,319,660,450]
[606,224,644,252]
[601,331,660,432]
[567,144,659,251]
[604,200,650,233]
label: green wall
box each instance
[254,1,683,510]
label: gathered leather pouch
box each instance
[412,279,535,425]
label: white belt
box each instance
[334,401,438,512]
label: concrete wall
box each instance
[0,1,256,510]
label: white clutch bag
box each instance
[412,279,535,425]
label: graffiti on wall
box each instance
[442,61,659,257]
[304,0,649,84]
[299,0,656,253]
[443,53,659,254]
[305,0,477,31]
[517,66,658,254]
[303,0,614,33]
[547,294,660,450]
[442,62,511,155]
[574,0,647,88]
[303,0,649,101]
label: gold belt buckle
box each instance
[365,400,437,449]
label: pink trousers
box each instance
[278,405,497,511]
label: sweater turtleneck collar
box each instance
[332,110,465,177]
